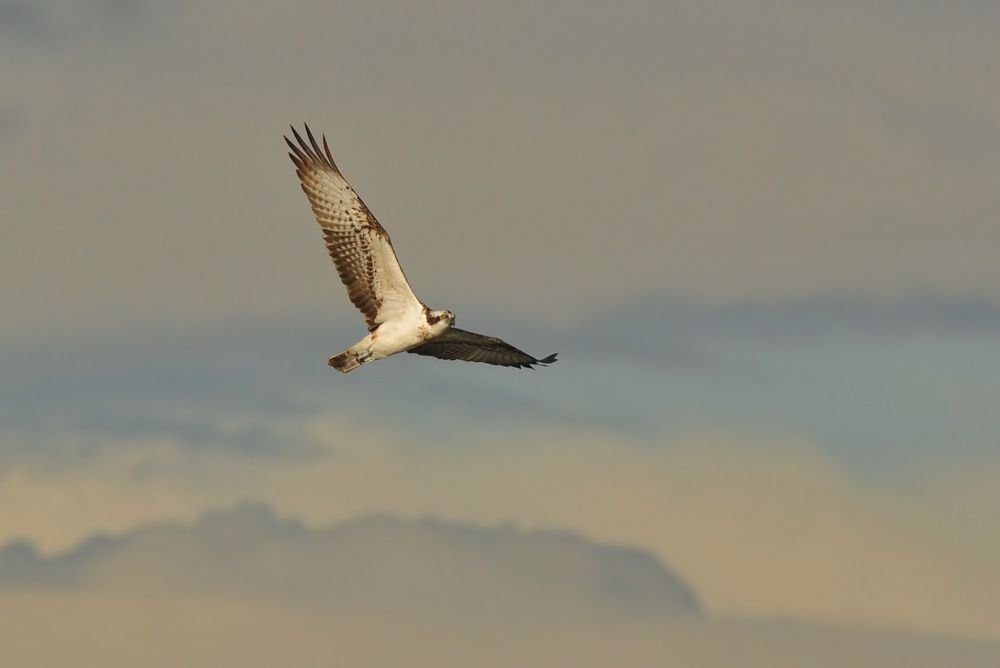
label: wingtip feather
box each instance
[322,133,340,172]
[290,125,316,162]
[287,124,340,172]
[305,124,325,164]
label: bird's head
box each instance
[425,308,455,331]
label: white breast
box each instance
[370,309,435,359]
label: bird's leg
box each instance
[356,347,374,364]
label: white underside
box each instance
[352,308,447,364]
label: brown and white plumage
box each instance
[285,126,419,331]
[285,124,557,373]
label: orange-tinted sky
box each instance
[2,1,999,661]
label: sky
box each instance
[4,505,1000,668]
[2,1,1000,664]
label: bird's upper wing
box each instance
[408,327,557,369]
[286,125,422,330]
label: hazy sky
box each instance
[2,0,1000,660]
[5,505,1000,667]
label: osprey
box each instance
[285,125,557,373]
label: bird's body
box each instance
[285,125,556,373]
[329,307,450,372]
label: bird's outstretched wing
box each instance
[285,125,422,330]
[408,328,558,369]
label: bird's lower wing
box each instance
[408,328,557,369]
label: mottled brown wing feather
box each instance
[285,125,422,330]
[408,328,558,369]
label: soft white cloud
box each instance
[1,504,700,621]
[2,421,998,640]
[2,503,999,668]
[5,591,1000,668]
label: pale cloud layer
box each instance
[5,592,999,668]
[5,305,998,475]
[1,505,999,667]
[2,423,998,640]
[2,505,999,668]
[1,505,700,621]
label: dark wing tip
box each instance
[289,124,321,164]
[286,124,340,172]
[516,352,556,370]
[322,133,340,172]
[305,124,326,164]
[284,132,308,164]
[289,124,308,152]
[506,353,558,371]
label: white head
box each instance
[424,308,455,333]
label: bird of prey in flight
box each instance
[285,125,557,373]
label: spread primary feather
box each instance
[286,124,557,373]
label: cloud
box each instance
[589,296,1000,350]
[0,503,700,622]
[5,299,999,478]
[2,0,1000,652]
[7,594,1000,668]
[1,504,999,668]
[1,425,998,640]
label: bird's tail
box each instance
[328,348,362,373]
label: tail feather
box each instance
[328,349,361,373]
